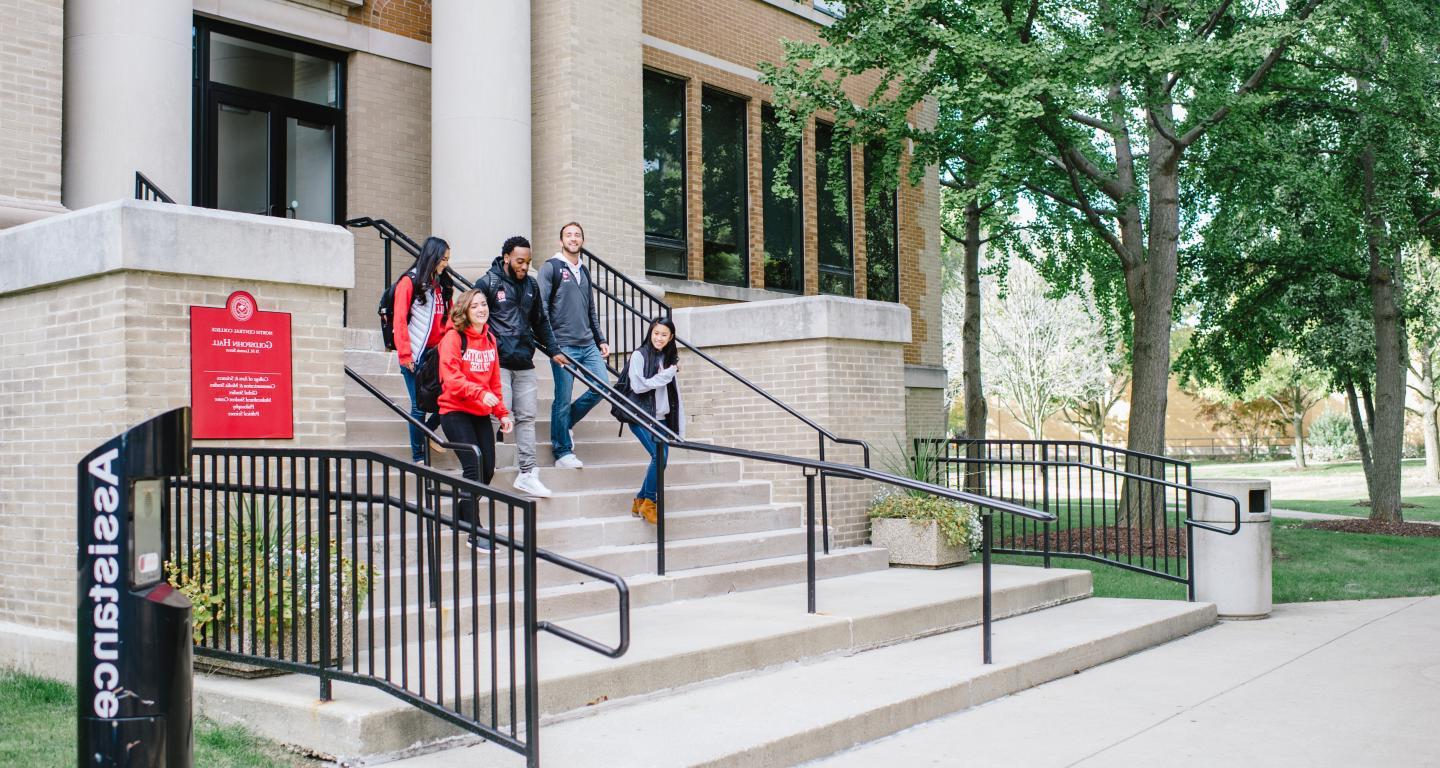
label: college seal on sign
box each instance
[227,291,257,323]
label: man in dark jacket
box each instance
[478,236,567,496]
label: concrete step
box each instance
[421,597,1216,768]
[194,564,1099,760]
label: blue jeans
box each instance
[629,423,667,501]
[550,343,608,458]
[399,348,440,463]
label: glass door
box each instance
[194,19,345,223]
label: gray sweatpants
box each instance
[500,367,538,473]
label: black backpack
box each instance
[377,270,415,352]
[415,332,467,413]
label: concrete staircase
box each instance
[190,329,1218,766]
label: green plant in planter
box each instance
[165,495,378,647]
[868,435,982,551]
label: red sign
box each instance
[190,291,294,439]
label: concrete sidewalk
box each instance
[808,595,1440,768]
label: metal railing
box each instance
[164,444,628,768]
[345,217,873,556]
[135,171,176,204]
[553,352,1053,664]
[923,439,1242,599]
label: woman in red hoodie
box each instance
[440,289,514,549]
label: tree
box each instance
[764,0,1328,465]
[1404,243,1440,484]
[1062,352,1130,444]
[979,261,1112,439]
[1243,353,1330,469]
[1177,0,1440,522]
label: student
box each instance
[439,289,514,548]
[625,317,683,525]
[537,222,609,469]
[394,236,454,463]
[477,235,566,497]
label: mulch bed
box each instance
[1299,519,1440,538]
[1001,525,1188,559]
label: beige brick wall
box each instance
[346,51,432,325]
[532,0,646,275]
[0,272,346,633]
[906,386,947,443]
[680,337,906,547]
[0,0,64,207]
[643,0,942,368]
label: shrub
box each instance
[868,490,982,551]
[1306,411,1358,463]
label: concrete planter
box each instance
[871,518,972,569]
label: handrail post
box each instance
[317,458,333,700]
[383,236,393,292]
[1185,463,1196,601]
[982,508,993,665]
[1041,443,1051,569]
[805,467,819,614]
[523,499,541,768]
[656,440,667,577]
[818,436,830,555]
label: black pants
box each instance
[441,411,496,532]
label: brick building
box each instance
[0,0,945,662]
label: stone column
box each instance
[431,0,530,278]
[63,0,192,208]
[531,0,645,277]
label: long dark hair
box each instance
[640,316,678,368]
[412,236,450,297]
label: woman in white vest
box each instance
[394,236,454,462]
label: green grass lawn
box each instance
[1273,496,1440,522]
[0,669,315,768]
[995,518,1440,603]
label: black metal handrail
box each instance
[135,171,176,204]
[553,351,1052,664]
[581,245,872,554]
[166,446,627,767]
[348,216,875,548]
[925,438,1242,600]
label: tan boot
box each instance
[630,498,642,518]
[637,498,658,525]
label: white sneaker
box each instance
[512,470,553,498]
[554,453,584,469]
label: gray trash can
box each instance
[1192,478,1272,619]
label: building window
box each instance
[643,70,688,277]
[762,105,803,293]
[864,144,899,303]
[815,121,853,296]
[193,18,345,224]
[701,88,749,287]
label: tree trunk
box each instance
[1416,341,1440,485]
[1292,411,1308,470]
[1362,144,1406,524]
[1117,144,1179,527]
[961,200,987,494]
[1345,377,1376,493]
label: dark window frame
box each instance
[642,68,690,279]
[864,143,900,303]
[192,16,347,224]
[815,120,854,296]
[700,86,751,288]
[761,103,804,294]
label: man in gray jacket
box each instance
[537,222,610,468]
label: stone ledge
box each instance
[649,274,793,304]
[0,199,354,296]
[0,197,67,230]
[673,295,911,347]
[904,364,948,390]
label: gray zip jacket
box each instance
[537,253,606,349]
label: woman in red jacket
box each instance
[395,236,454,463]
[440,289,514,549]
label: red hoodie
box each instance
[438,325,510,419]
